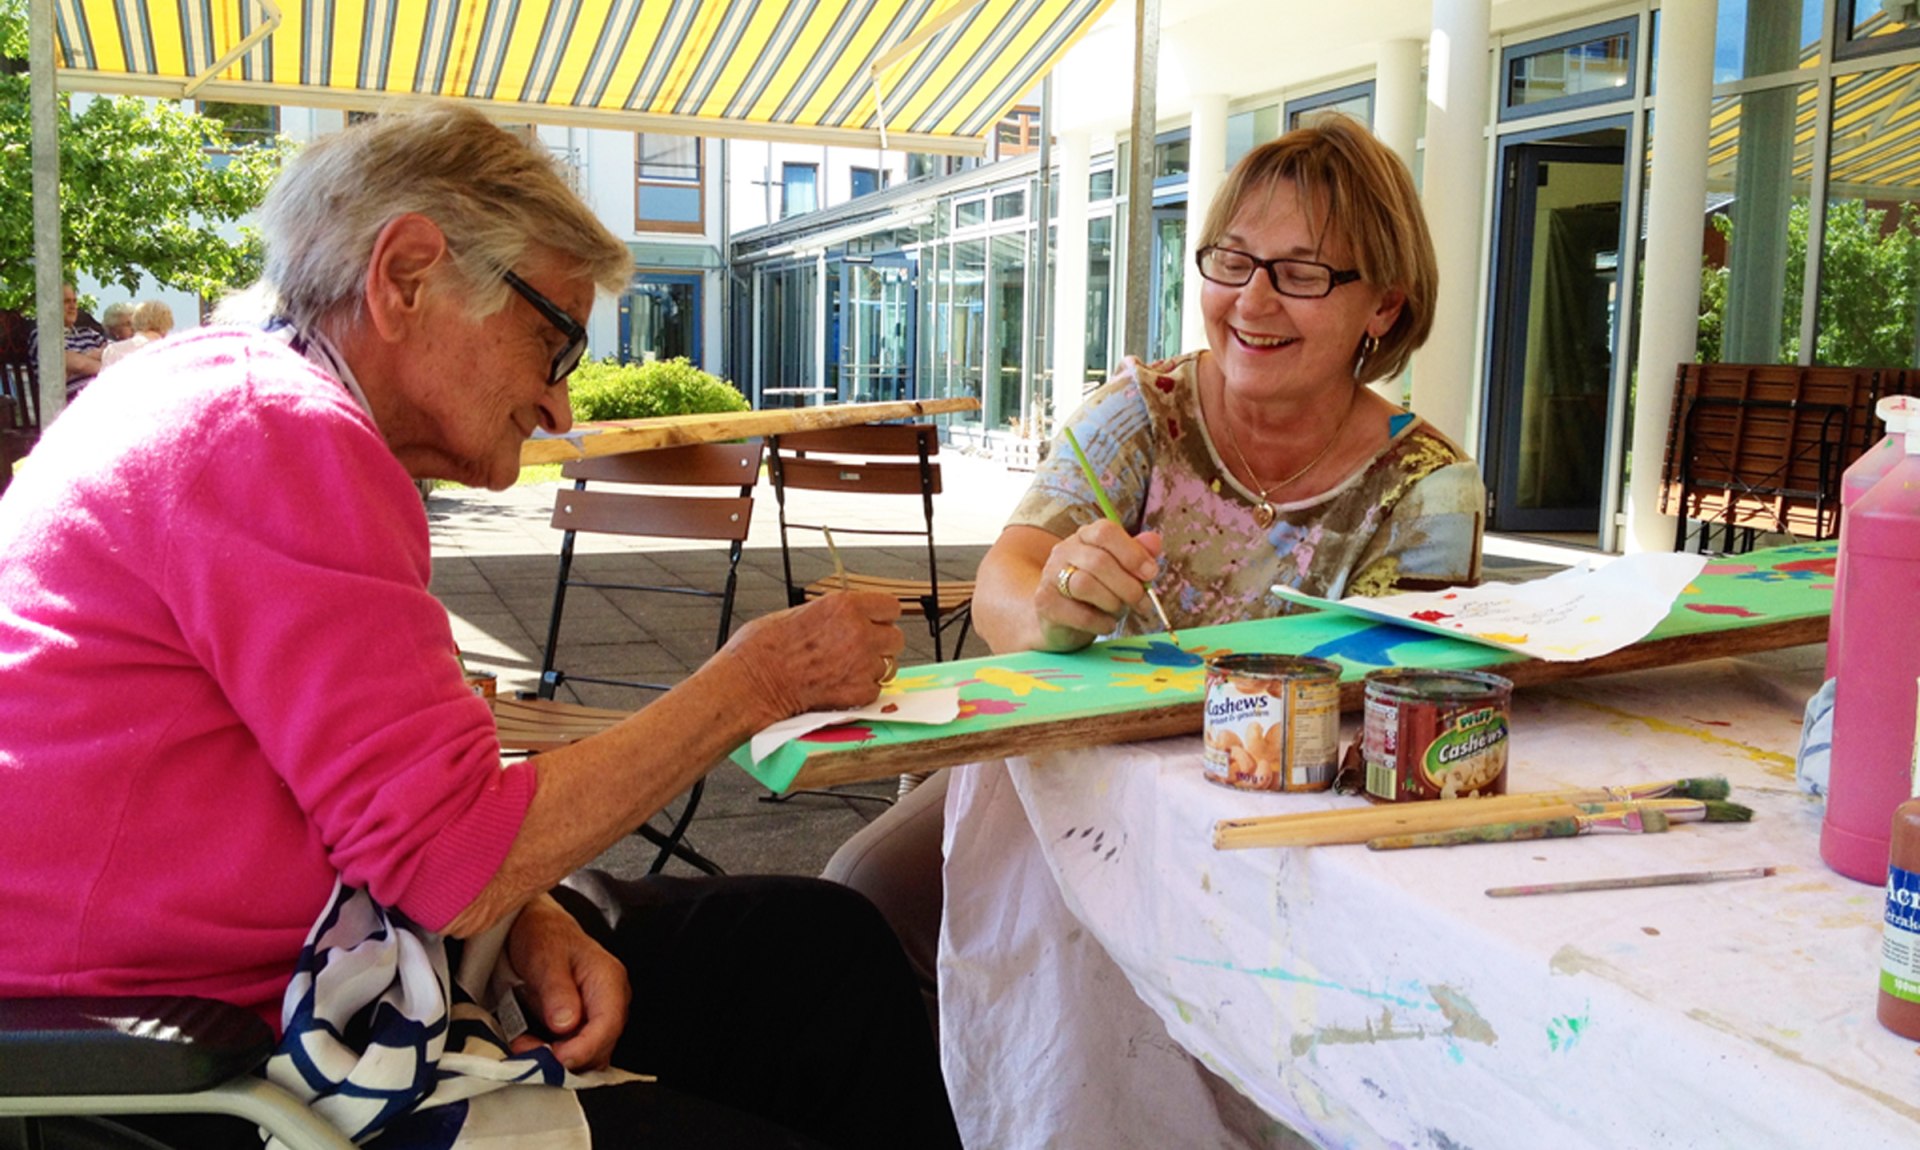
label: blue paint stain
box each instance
[1302,622,1441,668]
[1176,956,1439,1013]
[1135,639,1204,667]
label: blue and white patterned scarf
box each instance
[265,881,645,1149]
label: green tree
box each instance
[0,0,287,311]
[1700,196,1920,367]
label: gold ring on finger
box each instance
[1056,563,1079,601]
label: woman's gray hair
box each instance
[253,103,632,331]
[131,299,174,335]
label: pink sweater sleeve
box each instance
[154,367,532,930]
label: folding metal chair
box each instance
[517,440,765,876]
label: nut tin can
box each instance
[1201,654,1342,792]
[1360,669,1513,802]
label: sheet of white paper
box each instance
[1271,551,1709,662]
[748,686,962,763]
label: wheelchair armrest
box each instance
[0,996,273,1097]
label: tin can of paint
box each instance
[1360,669,1513,802]
[1201,654,1342,792]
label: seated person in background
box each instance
[100,299,176,367]
[826,115,1485,1025]
[26,283,106,399]
[0,104,958,1150]
[101,300,136,342]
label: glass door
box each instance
[1483,126,1628,538]
[1147,209,1186,362]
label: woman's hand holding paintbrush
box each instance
[1039,427,1180,646]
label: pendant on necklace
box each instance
[1253,501,1277,530]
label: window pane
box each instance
[990,232,1026,429]
[955,199,986,228]
[850,167,881,198]
[1085,216,1113,386]
[1289,93,1371,131]
[1698,80,1817,364]
[1089,169,1115,201]
[1154,136,1189,181]
[781,164,818,218]
[949,240,986,420]
[992,190,1025,220]
[1841,1,1918,50]
[1814,64,1920,367]
[1714,1,1821,82]
[625,280,697,364]
[638,134,700,180]
[1227,105,1280,168]
[1507,31,1633,108]
[637,184,701,224]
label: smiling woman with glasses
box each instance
[821,123,1490,1141]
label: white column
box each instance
[1051,130,1093,427]
[1181,92,1229,354]
[1374,39,1424,173]
[1408,0,1490,448]
[1625,0,1718,553]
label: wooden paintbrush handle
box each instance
[1367,816,1582,850]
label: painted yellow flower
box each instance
[974,665,1068,696]
[1110,667,1206,694]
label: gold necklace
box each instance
[1219,385,1359,529]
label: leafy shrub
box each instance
[567,357,749,422]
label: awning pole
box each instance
[1121,0,1159,358]
[30,0,64,425]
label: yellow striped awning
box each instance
[51,0,1116,154]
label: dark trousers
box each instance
[87,873,960,1150]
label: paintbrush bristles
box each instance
[1701,800,1754,823]
[1671,776,1732,801]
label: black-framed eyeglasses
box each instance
[1195,245,1362,299]
[503,270,588,386]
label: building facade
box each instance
[724,1,1920,553]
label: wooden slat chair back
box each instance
[767,423,973,662]
[512,440,764,876]
[1658,362,1919,553]
[0,357,40,500]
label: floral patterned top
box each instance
[1008,351,1485,637]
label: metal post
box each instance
[1121,0,1159,358]
[30,0,64,425]
[1029,76,1053,436]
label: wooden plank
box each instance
[520,397,981,465]
[780,614,1829,790]
[738,542,1837,793]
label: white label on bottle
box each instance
[1881,863,1920,1003]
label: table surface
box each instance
[518,395,980,464]
[939,648,1920,1149]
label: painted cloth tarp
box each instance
[941,656,1910,1149]
[732,541,1836,793]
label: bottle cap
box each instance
[1879,395,1918,438]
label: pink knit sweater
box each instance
[0,329,535,1029]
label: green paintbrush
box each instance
[1059,426,1179,644]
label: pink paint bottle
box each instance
[1823,427,1920,883]
[1828,396,1917,678]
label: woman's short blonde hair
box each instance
[253,103,632,331]
[1198,114,1437,383]
[131,300,174,335]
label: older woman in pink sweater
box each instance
[0,106,955,1150]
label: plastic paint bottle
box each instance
[1875,685,1920,1040]
[1824,432,1920,883]
[1829,396,1917,678]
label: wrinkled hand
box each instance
[722,590,905,720]
[505,894,630,1071]
[1033,521,1164,648]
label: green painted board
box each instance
[732,541,1836,792]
